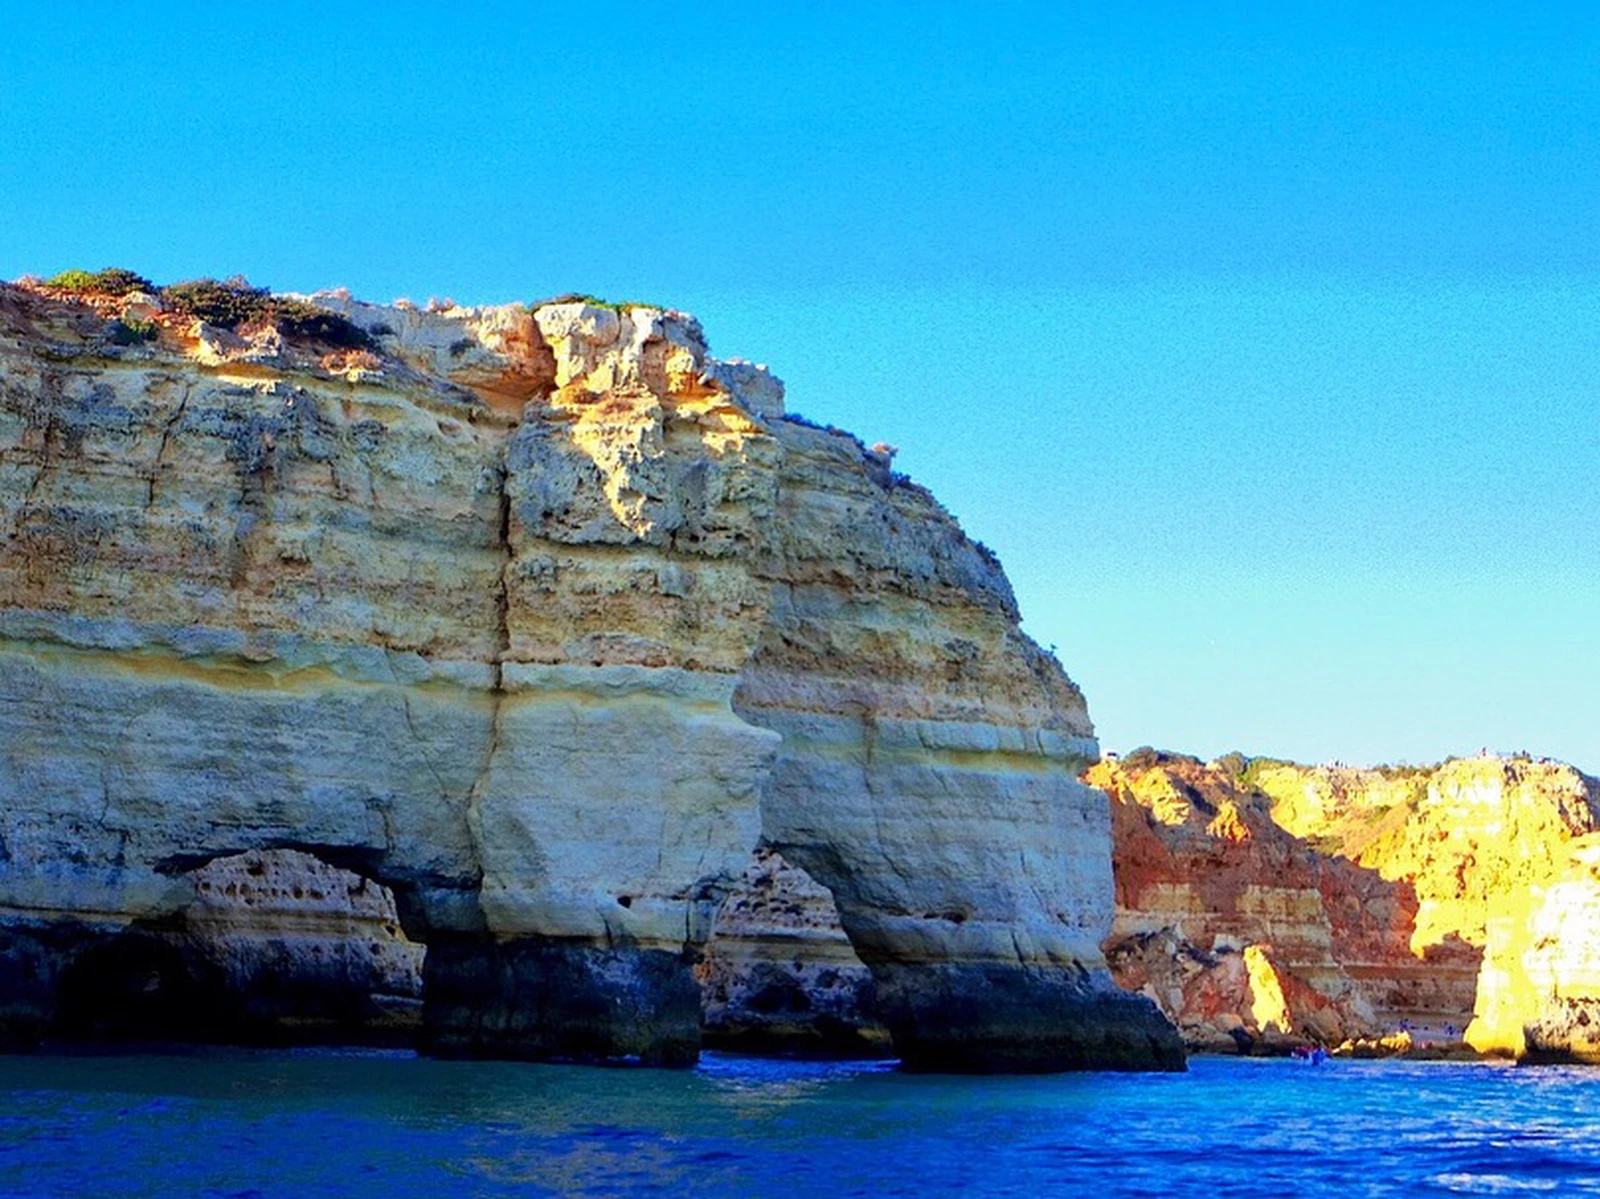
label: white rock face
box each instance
[730,418,1181,1070]
[0,278,1178,1069]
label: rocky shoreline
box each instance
[702,749,1600,1066]
[2,272,1593,1072]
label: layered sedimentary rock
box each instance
[1250,754,1599,1035]
[1,846,425,1046]
[1096,752,1597,1051]
[728,415,1179,1071]
[699,747,1600,1059]
[1249,756,1599,956]
[0,275,1177,1069]
[1088,753,1403,1049]
[183,849,423,1038]
[1467,836,1600,1062]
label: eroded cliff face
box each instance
[0,276,1177,1070]
[696,847,887,1056]
[691,742,1600,1059]
[1097,752,1598,1053]
[1467,837,1600,1063]
[1088,753,1407,1050]
[1249,757,1600,957]
[729,419,1179,1071]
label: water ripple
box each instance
[0,1052,1596,1196]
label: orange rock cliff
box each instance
[1097,751,1600,1056]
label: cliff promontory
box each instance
[0,271,1180,1070]
[1467,836,1600,1063]
[1099,751,1598,1054]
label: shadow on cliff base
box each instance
[43,922,424,1051]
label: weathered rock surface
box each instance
[695,747,1600,1059]
[1467,835,1600,1062]
[1249,756,1599,956]
[0,275,1177,1069]
[696,848,887,1056]
[1096,751,1597,1053]
[726,416,1180,1072]
[0,844,423,1047]
[1089,752,1404,1050]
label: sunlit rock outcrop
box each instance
[1088,752,1396,1050]
[0,274,1178,1070]
[1097,751,1597,1052]
[1249,756,1599,955]
[1467,836,1600,1062]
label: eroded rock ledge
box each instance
[0,276,1180,1071]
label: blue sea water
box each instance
[0,1049,1596,1197]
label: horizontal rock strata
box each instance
[1249,756,1599,955]
[1097,751,1598,1053]
[623,737,1599,1062]
[0,275,1178,1070]
[1090,752,1403,1050]
[37,849,424,1046]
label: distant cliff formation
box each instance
[1467,835,1600,1063]
[0,271,1179,1071]
[699,750,1600,1062]
[1098,751,1599,1055]
[1090,753,1402,1052]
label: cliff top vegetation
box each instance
[36,268,373,351]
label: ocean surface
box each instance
[0,1049,1596,1197]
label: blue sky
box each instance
[4,3,1596,769]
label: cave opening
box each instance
[55,847,427,1048]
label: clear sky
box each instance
[3,3,1596,770]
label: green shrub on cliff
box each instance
[270,299,375,349]
[1121,746,1165,772]
[533,292,657,313]
[1213,751,1249,779]
[1235,756,1291,793]
[162,276,373,349]
[47,268,155,295]
[161,277,273,326]
[108,318,158,345]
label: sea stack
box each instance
[0,274,1181,1071]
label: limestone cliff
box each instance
[1089,752,1406,1049]
[1102,751,1596,1051]
[696,847,887,1056]
[0,273,1178,1070]
[1467,836,1600,1063]
[1250,754,1599,1041]
[697,749,1599,1058]
[1248,756,1599,957]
